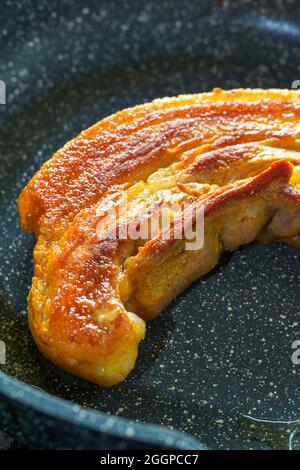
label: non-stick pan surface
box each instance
[0,0,300,450]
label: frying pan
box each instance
[0,0,300,450]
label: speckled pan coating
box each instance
[0,0,300,450]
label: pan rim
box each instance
[0,370,207,450]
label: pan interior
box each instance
[1,37,300,450]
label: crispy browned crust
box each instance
[18,89,300,385]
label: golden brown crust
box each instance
[19,88,300,238]
[18,89,300,385]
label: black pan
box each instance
[0,0,300,450]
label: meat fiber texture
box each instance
[19,89,300,386]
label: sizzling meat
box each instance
[19,89,300,385]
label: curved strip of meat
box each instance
[19,89,300,385]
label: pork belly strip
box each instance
[19,88,300,239]
[18,89,300,385]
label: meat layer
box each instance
[18,89,300,385]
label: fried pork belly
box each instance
[18,89,300,385]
